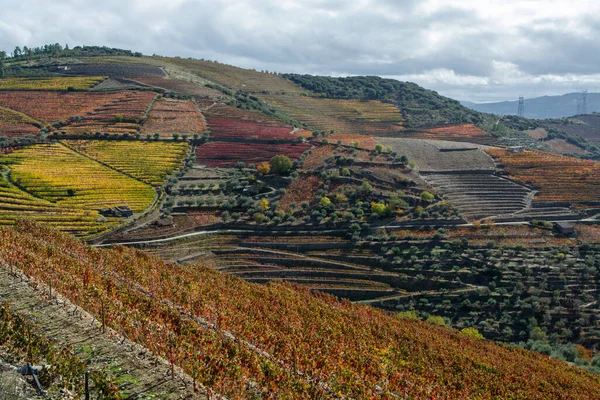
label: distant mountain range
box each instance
[462,92,600,119]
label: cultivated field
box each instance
[0,105,42,138]
[196,141,311,167]
[396,124,498,145]
[5,222,600,399]
[486,148,600,206]
[141,98,206,137]
[0,76,106,91]
[278,174,324,211]
[205,104,295,141]
[261,94,405,134]
[62,90,157,134]
[48,63,166,78]
[132,76,223,99]
[0,143,156,212]
[0,171,117,235]
[0,91,123,122]
[64,140,189,185]
[328,133,379,149]
[162,57,305,93]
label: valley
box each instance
[0,46,599,398]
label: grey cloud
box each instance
[0,0,599,102]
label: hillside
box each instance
[1,221,599,399]
[285,74,484,128]
[0,46,600,396]
[463,92,600,119]
[546,114,600,143]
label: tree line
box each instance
[3,43,142,62]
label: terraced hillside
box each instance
[132,76,223,99]
[423,172,533,221]
[62,90,157,134]
[63,140,189,185]
[47,62,167,78]
[396,124,498,146]
[0,105,43,138]
[0,170,118,235]
[204,103,296,141]
[377,138,494,172]
[0,143,157,236]
[139,233,436,302]
[486,148,600,208]
[377,138,581,221]
[261,93,405,134]
[161,57,304,93]
[6,222,600,399]
[141,97,206,137]
[0,76,106,90]
[107,226,600,352]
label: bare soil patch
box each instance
[524,128,548,139]
[377,138,495,172]
[545,139,587,154]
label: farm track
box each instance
[0,267,205,400]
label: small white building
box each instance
[508,146,524,153]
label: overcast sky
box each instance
[1,0,599,102]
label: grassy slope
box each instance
[2,221,599,399]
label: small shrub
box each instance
[460,327,484,339]
[426,315,446,326]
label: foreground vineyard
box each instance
[0,302,121,398]
[1,222,599,399]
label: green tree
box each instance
[529,326,547,341]
[420,191,434,203]
[319,197,331,207]
[358,180,373,196]
[371,202,393,217]
[270,155,292,175]
[253,212,266,223]
[0,51,5,78]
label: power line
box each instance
[517,96,524,118]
